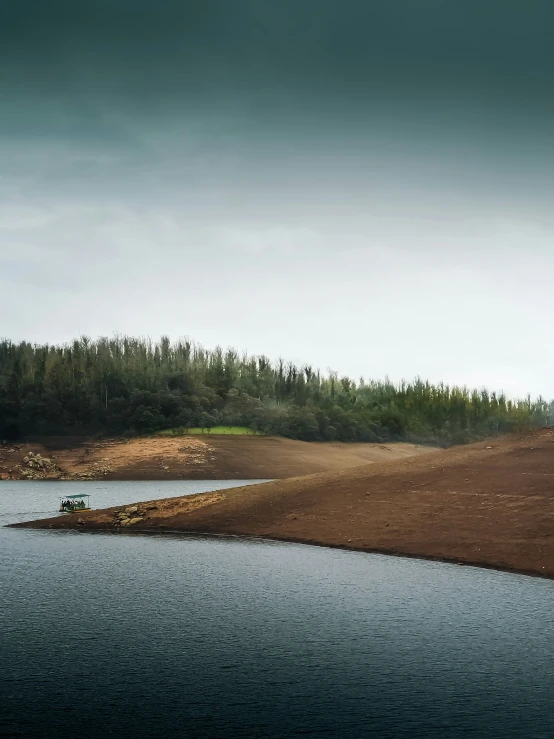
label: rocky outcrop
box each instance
[114,503,158,527]
[61,459,113,480]
[16,451,61,480]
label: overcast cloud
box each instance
[1,0,554,397]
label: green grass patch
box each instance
[157,425,260,437]
[186,426,259,435]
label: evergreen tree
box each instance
[0,335,548,445]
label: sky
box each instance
[1,0,554,398]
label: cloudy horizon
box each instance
[2,0,554,399]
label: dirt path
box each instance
[15,428,554,580]
[0,436,433,481]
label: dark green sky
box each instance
[1,1,554,396]
[3,0,554,100]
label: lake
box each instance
[2,480,554,738]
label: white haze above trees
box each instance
[2,0,554,397]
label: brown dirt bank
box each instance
[13,428,554,579]
[0,436,432,481]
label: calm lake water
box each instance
[2,481,554,738]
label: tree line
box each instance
[0,335,551,446]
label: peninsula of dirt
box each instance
[13,428,554,579]
[0,435,432,481]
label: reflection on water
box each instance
[2,481,554,738]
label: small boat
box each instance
[59,494,91,513]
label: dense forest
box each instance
[0,336,551,446]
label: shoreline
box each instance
[13,523,554,582]
[0,436,434,481]
[11,428,554,582]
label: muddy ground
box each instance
[15,428,554,580]
[0,435,432,481]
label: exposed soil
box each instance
[0,436,432,481]
[14,428,554,580]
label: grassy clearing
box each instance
[157,426,260,437]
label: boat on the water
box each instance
[59,494,91,513]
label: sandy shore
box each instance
[12,428,554,580]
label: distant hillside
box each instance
[1,335,551,445]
